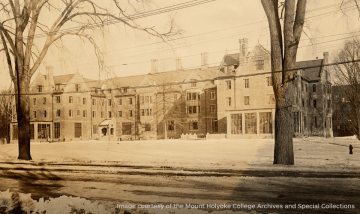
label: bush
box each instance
[0,190,109,214]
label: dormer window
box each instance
[256,60,264,70]
[37,85,43,92]
[75,84,80,92]
[55,84,61,91]
[191,79,197,87]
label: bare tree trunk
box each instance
[17,78,31,160]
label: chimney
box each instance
[323,52,329,65]
[46,66,54,89]
[151,59,158,73]
[201,52,208,70]
[176,58,182,70]
[239,38,248,58]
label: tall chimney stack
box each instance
[239,38,248,58]
[201,52,208,70]
[323,52,329,65]
[46,66,54,89]
[176,58,182,70]
[151,59,158,73]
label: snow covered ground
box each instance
[1,137,359,169]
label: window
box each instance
[260,112,272,134]
[83,98,87,105]
[244,79,249,88]
[93,125,98,134]
[327,100,331,108]
[122,122,132,135]
[226,97,232,107]
[92,111,96,118]
[210,105,216,113]
[266,94,275,105]
[121,87,128,93]
[129,98,133,105]
[101,99,104,106]
[140,96,144,104]
[101,111,104,118]
[293,112,300,133]
[256,60,264,70]
[305,83,308,92]
[77,110,80,116]
[83,110,87,117]
[192,93,197,100]
[167,120,175,130]
[313,84,316,92]
[109,88,112,94]
[37,85,43,92]
[108,111,112,118]
[189,122,198,130]
[174,94,178,101]
[191,79,197,87]
[33,111,37,119]
[38,124,50,139]
[55,96,60,103]
[33,98,36,106]
[212,119,218,133]
[244,96,250,106]
[210,91,216,100]
[245,113,257,134]
[129,110,133,117]
[43,110,47,118]
[188,106,197,114]
[231,114,242,134]
[69,110,73,117]
[313,99,317,108]
[110,128,114,135]
[54,123,60,139]
[314,116,318,128]
[43,97,46,104]
[56,109,60,117]
[226,80,231,90]
[266,77,273,86]
[74,123,81,138]
[12,125,18,140]
[304,116,307,129]
[302,99,305,107]
[144,123,151,132]
[118,111,122,117]
[30,124,34,140]
[92,99,96,105]
[108,99,112,106]
[55,84,61,91]
[75,84,80,92]
[327,85,331,94]
[118,99,122,105]
[69,96,73,103]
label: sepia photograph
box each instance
[0,0,359,213]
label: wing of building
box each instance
[9,38,333,143]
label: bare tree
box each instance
[0,88,14,144]
[333,38,360,139]
[0,0,180,160]
[261,0,307,165]
[261,0,360,165]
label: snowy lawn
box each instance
[0,137,359,169]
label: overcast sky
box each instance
[1,0,360,88]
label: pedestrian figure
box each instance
[349,144,353,155]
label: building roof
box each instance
[52,74,75,84]
[222,53,240,66]
[99,119,111,126]
[296,59,323,81]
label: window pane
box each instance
[259,112,272,134]
[245,113,257,134]
[231,114,242,134]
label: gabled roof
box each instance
[52,74,75,84]
[84,78,103,88]
[296,59,323,81]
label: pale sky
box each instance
[1,0,360,89]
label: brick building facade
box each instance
[10,38,332,142]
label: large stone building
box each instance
[10,38,333,143]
